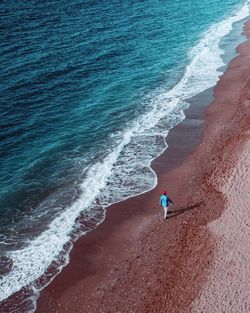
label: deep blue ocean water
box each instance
[0,0,249,310]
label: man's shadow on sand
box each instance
[166,202,203,219]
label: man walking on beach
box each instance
[160,191,174,220]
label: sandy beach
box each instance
[35,21,250,313]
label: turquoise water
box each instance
[0,0,249,310]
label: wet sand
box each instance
[36,21,250,313]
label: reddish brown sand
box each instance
[36,21,250,313]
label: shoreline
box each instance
[34,20,250,313]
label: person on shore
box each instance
[160,191,174,220]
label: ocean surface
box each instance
[0,0,249,311]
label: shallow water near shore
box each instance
[0,0,249,311]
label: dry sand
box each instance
[191,137,250,313]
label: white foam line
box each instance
[0,0,249,303]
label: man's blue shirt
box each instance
[160,194,173,207]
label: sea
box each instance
[0,0,249,311]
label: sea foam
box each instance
[0,1,249,304]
